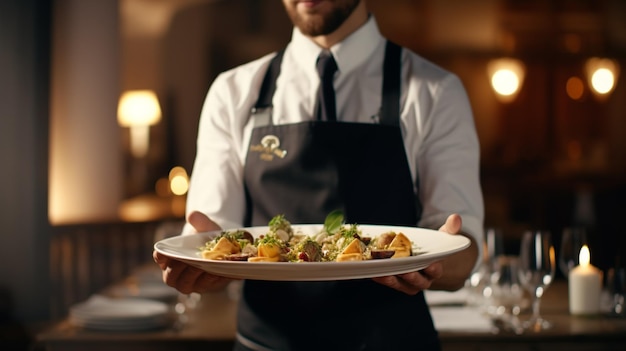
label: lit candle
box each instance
[568,245,603,315]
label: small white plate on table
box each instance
[69,295,171,331]
[154,224,470,281]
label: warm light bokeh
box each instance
[591,68,615,94]
[585,57,620,98]
[492,69,520,96]
[566,76,584,100]
[169,166,189,196]
[487,58,525,103]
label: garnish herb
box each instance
[258,233,282,246]
[269,214,292,234]
[324,209,344,234]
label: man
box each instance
[154,0,483,350]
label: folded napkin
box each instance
[429,306,493,332]
[424,288,470,306]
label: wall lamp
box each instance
[117,90,162,158]
[488,58,525,103]
[585,57,620,99]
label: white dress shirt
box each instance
[184,16,484,261]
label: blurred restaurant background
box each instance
[1,0,626,346]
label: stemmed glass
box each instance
[489,255,524,334]
[518,230,556,332]
[606,267,626,317]
[466,228,505,308]
[484,228,505,270]
[559,227,588,278]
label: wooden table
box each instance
[438,282,626,351]
[36,272,626,351]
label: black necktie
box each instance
[315,51,338,121]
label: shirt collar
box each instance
[289,15,384,76]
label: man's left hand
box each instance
[371,214,462,295]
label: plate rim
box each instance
[154,224,470,281]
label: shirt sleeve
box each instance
[181,55,275,236]
[414,73,485,271]
[182,74,248,235]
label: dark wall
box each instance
[0,0,52,330]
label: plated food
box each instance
[155,221,470,281]
[199,213,421,263]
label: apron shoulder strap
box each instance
[251,49,285,128]
[252,42,402,127]
[379,41,402,126]
[255,49,285,109]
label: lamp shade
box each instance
[117,90,162,127]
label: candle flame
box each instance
[578,245,590,266]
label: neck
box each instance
[311,1,368,49]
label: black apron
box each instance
[235,42,439,351]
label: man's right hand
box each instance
[152,211,234,294]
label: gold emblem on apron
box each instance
[249,135,287,161]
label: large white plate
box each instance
[154,224,470,281]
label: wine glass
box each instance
[559,227,588,278]
[466,228,505,308]
[484,227,505,271]
[518,230,556,332]
[489,255,524,334]
[606,267,626,317]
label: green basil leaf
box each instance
[324,209,344,234]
